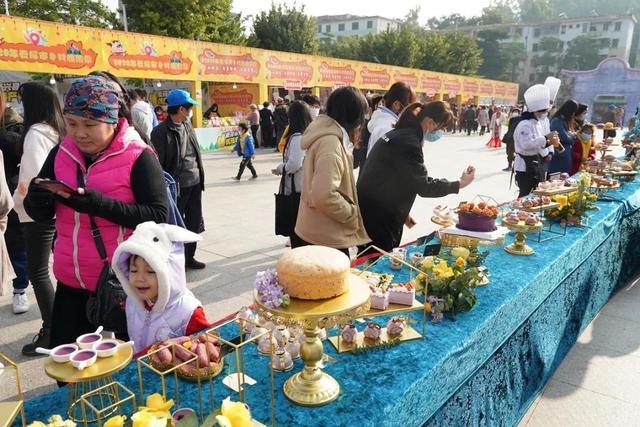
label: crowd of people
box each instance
[0,71,606,360]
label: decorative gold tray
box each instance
[532,186,578,196]
[44,343,133,383]
[590,183,621,190]
[502,219,544,231]
[521,202,560,212]
[328,326,422,353]
[147,344,224,382]
[365,298,424,316]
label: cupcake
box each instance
[363,323,382,341]
[340,323,358,344]
[386,318,406,337]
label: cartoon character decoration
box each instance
[107,40,126,56]
[169,51,181,64]
[141,41,157,57]
[24,28,47,46]
[66,42,81,55]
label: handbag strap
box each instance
[76,164,109,265]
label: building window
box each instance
[326,25,331,32]
[338,23,345,31]
[387,23,390,30]
[561,25,566,34]
[534,28,540,37]
[352,22,359,30]
[532,43,539,52]
[569,24,573,28]
[614,22,622,31]
[367,20,372,29]
[318,25,321,33]
[603,22,610,31]
[582,23,588,33]
[590,23,597,32]
[612,38,619,48]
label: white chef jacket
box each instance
[514,118,554,172]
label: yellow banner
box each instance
[0,15,518,101]
[207,83,260,117]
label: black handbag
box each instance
[76,166,128,335]
[274,166,301,237]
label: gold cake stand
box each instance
[503,220,543,256]
[253,275,370,406]
[44,342,133,422]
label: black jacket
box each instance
[273,105,288,132]
[151,118,205,192]
[357,127,460,252]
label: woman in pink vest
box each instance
[23,76,168,349]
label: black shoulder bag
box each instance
[274,165,301,237]
[76,166,128,336]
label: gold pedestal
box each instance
[504,222,542,256]
[254,275,370,406]
[44,341,133,422]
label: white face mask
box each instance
[310,107,320,119]
[188,109,193,120]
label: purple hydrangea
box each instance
[255,269,290,309]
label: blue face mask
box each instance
[580,133,592,140]
[425,130,444,142]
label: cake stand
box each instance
[44,341,133,422]
[503,220,543,256]
[253,276,370,406]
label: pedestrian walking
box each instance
[478,106,489,136]
[259,102,274,148]
[486,109,503,148]
[247,104,260,148]
[233,123,258,181]
[273,98,289,150]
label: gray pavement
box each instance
[1,131,638,425]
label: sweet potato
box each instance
[206,334,220,346]
[194,342,209,368]
[151,352,162,365]
[174,345,193,362]
[205,341,220,363]
[166,336,190,345]
[157,347,172,364]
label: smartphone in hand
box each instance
[36,179,77,195]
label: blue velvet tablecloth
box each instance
[22,181,640,427]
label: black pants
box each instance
[290,236,350,259]
[260,124,274,147]
[50,283,94,348]
[250,125,259,147]
[480,125,487,136]
[236,157,257,179]
[177,185,204,262]
[515,171,538,198]
[24,220,56,329]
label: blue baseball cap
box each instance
[166,89,200,107]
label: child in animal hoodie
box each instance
[112,222,210,353]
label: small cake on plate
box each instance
[457,202,498,232]
[370,288,390,310]
[363,323,382,341]
[386,317,406,337]
[388,282,415,306]
[340,323,358,344]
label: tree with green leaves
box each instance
[480,0,518,25]
[500,39,528,82]
[248,3,318,54]
[519,0,553,23]
[418,32,482,75]
[427,14,478,30]
[7,0,120,28]
[477,29,511,79]
[358,28,421,68]
[561,35,609,70]
[122,0,245,45]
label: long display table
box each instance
[21,180,640,426]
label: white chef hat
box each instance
[544,76,561,103]
[524,84,551,113]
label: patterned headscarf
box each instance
[63,76,122,124]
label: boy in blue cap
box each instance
[151,89,206,270]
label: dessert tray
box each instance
[148,334,224,382]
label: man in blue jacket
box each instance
[233,123,258,181]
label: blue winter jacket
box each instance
[234,132,255,158]
[548,117,575,174]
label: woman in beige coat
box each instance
[0,149,16,293]
[294,86,370,256]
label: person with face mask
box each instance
[514,84,561,197]
[151,89,206,270]
[357,101,475,252]
[366,81,417,157]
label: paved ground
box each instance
[1,130,638,425]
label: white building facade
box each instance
[317,15,402,41]
[447,15,639,85]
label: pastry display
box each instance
[276,246,351,300]
[149,334,223,379]
[271,349,294,372]
[502,210,542,227]
[236,306,256,332]
[258,334,278,355]
[433,205,457,224]
[363,322,382,341]
[340,323,358,344]
[388,282,415,306]
[286,337,301,359]
[456,202,498,232]
[386,318,406,337]
[273,325,290,347]
[389,248,406,270]
[513,196,554,211]
[591,176,619,188]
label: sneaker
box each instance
[12,293,29,314]
[502,167,512,172]
[186,259,206,270]
[249,175,258,180]
[22,328,51,357]
[231,177,240,181]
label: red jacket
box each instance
[571,137,595,175]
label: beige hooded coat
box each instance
[0,150,16,294]
[295,115,370,249]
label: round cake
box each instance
[276,246,350,300]
[456,202,498,232]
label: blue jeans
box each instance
[9,247,28,294]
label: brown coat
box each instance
[295,115,370,249]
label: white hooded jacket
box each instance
[112,222,204,353]
[366,107,398,157]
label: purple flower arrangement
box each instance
[255,269,290,309]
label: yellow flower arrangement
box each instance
[28,416,76,427]
[432,260,454,279]
[131,411,166,427]
[138,393,174,420]
[455,257,466,267]
[556,195,568,207]
[215,397,252,427]
[103,415,126,427]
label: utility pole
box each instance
[118,0,128,31]
[4,0,9,16]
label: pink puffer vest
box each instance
[53,119,150,292]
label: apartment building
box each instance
[316,15,402,42]
[445,15,639,84]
